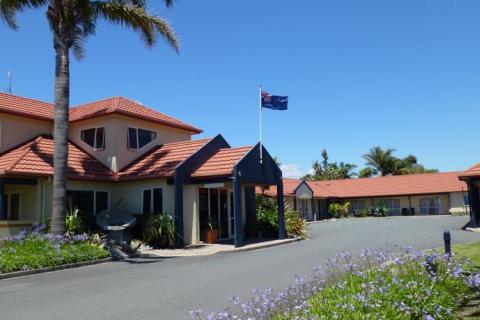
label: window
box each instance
[464,194,470,206]
[128,127,157,150]
[1,193,20,221]
[142,188,163,214]
[351,200,366,212]
[80,127,105,150]
[383,199,401,216]
[298,199,309,214]
[95,191,109,214]
[419,197,440,215]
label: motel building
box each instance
[0,93,285,247]
[260,173,470,220]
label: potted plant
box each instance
[206,217,218,244]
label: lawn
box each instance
[454,242,480,266]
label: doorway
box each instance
[199,188,233,241]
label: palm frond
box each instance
[92,1,179,51]
[0,0,47,28]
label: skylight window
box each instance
[128,127,157,150]
[80,127,105,150]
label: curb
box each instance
[137,237,303,258]
[0,257,114,281]
[219,237,302,254]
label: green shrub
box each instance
[353,208,370,218]
[65,207,85,234]
[255,196,308,239]
[144,213,176,248]
[328,202,351,218]
[257,204,279,238]
[285,210,307,239]
[372,202,390,217]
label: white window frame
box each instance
[3,192,21,221]
[128,127,158,151]
[66,189,110,216]
[419,197,440,215]
[80,127,105,151]
[351,200,366,212]
[383,198,401,215]
[141,187,164,214]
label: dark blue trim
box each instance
[292,180,313,195]
[233,170,243,247]
[233,143,284,246]
[277,180,286,239]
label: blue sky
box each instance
[1,1,480,178]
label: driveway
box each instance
[0,216,478,320]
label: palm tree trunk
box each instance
[51,37,70,235]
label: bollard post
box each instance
[443,230,451,256]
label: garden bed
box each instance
[0,225,110,274]
[191,246,480,320]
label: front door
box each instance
[199,188,234,241]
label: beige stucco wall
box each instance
[450,191,467,209]
[341,193,454,215]
[183,184,199,245]
[0,112,52,153]
[70,114,193,172]
[113,179,173,215]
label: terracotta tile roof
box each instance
[70,97,202,134]
[256,178,303,197]
[117,138,212,180]
[308,172,467,198]
[0,135,113,181]
[191,146,252,178]
[459,163,480,179]
[0,93,54,121]
[260,172,467,199]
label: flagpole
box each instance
[259,85,263,164]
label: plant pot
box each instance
[206,229,218,244]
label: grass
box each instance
[453,242,480,266]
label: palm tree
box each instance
[363,146,396,176]
[1,0,179,234]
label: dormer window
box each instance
[81,127,105,150]
[128,127,157,150]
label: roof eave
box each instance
[70,110,203,134]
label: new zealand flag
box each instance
[261,90,288,110]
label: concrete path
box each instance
[0,216,478,320]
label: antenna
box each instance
[7,71,12,94]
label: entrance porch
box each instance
[176,143,285,247]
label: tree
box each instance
[362,147,438,177]
[363,146,396,176]
[1,0,179,234]
[358,167,376,178]
[304,149,357,180]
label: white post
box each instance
[259,85,263,164]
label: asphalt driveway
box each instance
[0,216,479,320]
